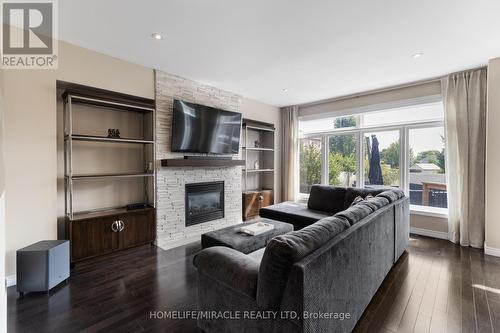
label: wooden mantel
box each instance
[160,158,246,167]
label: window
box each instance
[364,130,400,188]
[409,127,447,209]
[329,133,357,187]
[363,103,443,127]
[299,137,322,194]
[298,101,447,213]
[299,115,358,133]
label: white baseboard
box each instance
[5,274,16,288]
[410,227,449,240]
[484,244,500,258]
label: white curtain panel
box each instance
[281,105,299,201]
[442,69,487,247]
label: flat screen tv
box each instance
[171,100,242,154]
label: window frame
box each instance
[298,102,447,216]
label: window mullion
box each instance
[321,135,328,185]
[400,127,407,194]
[357,132,364,188]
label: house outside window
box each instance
[298,100,447,215]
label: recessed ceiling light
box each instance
[412,52,424,59]
[282,88,288,93]
[151,33,163,40]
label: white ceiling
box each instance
[59,0,500,107]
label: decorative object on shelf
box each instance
[107,128,121,138]
[254,140,260,148]
[254,160,260,170]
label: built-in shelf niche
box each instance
[62,85,156,220]
[242,119,275,192]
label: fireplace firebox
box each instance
[185,181,224,226]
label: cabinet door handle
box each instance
[111,221,119,232]
[118,220,125,231]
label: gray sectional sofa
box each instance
[194,186,409,333]
[259,185,388,230]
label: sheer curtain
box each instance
[442,69,487,247]
[281,105,299,201]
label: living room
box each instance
[1,1,500,332]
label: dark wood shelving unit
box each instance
[161,158,245,167]
[60,81,157,264]
[242,118,275,221]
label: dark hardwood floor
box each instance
[7,235,500,333]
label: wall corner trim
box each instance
[5,274,16,287]
[410,227,448,240]
[484,243,500,258]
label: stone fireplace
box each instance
[155,70,243,250]
[185,181,224,226]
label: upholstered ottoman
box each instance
[201,218,293,254]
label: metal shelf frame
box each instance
[63,93,156,220]
[69,172,155,180]
[66,134,154,144]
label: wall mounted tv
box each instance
[171,100,242,154]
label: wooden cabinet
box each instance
[68,208,156,263]
[243,190,273,221]
[69,215,120,261]
[120,209,155,249]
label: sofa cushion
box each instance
[344,187,386,209]
[257,216,350,309]
[334,203,373,225]
[307,185,347,214]
[259,202,330,230]
[247,248,266,263]
[366,196,390,210]
[376,189,405,202]
[350,195,365,207]
[355,200,377,212]
[194,246,259,298]
[350,194,374,208]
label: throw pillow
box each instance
[349,194,373,207]
[350,195,364,207]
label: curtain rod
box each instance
[298,65,487,109]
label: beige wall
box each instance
[1,67,6,332]
[485,57,500,251]
[3,41,281,277]
[410,214,447,233]
[3,41,154,276]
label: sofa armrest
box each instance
[193,246,259,298]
